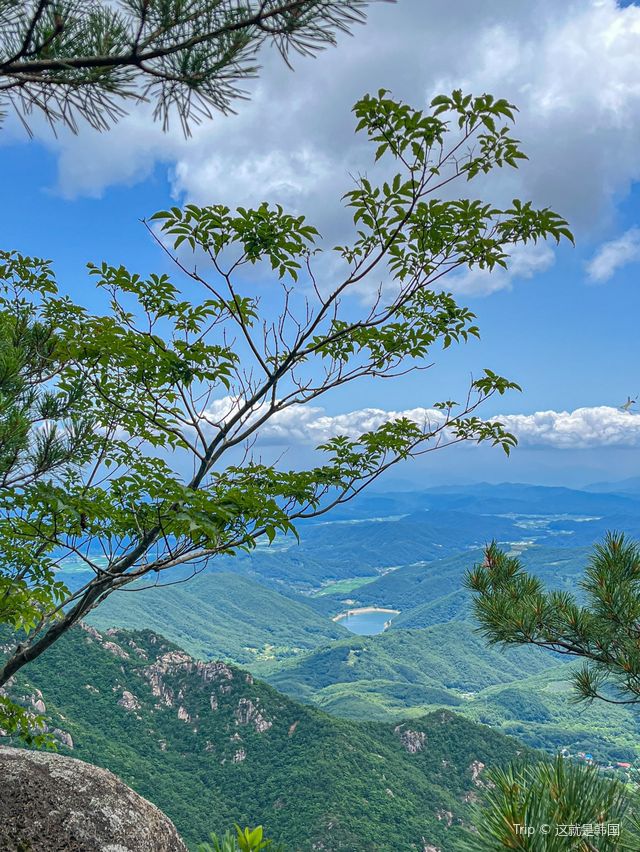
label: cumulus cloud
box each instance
[586,227,640,282]
[447,242,556,296]
[45,2,640,210]
[29,0,640,296]
[201,396,447,444]
[220,401,640,450]
[259,404,447,445]
[497,406,640,449]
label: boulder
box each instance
[0,746,188,851]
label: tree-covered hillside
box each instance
[193,508,527,592]
[3,624,528,851]
[89,571,347,665]
[264,623,555,716]
[261,624,640,766]
[335,546,594,618]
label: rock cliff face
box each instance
[394,723,426,753]
[0,746,188,852]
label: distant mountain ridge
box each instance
[584,476,640,495]
[319,481,640,519]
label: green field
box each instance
[311,575,379,597]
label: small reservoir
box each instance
[333,607,400,636]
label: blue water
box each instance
[339,610,397,636]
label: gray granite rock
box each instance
[0,745,188,851]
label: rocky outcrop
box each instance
[0,746,187,851]
[102,641,130,660]
[435,809,453,827]
[141,651,235,711]
[30,690,46,715]
[79,623,102,641]
[127,639,149,659]
[232,747,247,763]
[201,661,234,682]
[52,729,74,750]
[394,724,426,753]
[118,690,141,712]
[470,759,485,786]
[234,697,272,733]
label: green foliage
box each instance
[460,755,640,851]
[0,1,370,134]
[0,251,100,738]
[197,825,285,852]
[466,533,640,705]
[0,694,52,748]
[0,251,94,502]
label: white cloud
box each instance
[226,402,640,450]
[586,227,640,282]
[53,111,179,199]
[201,396,447,444]
[31,0,640,295]
[448,242,556,296]
[497,406,640,449]
[260,404,447,445]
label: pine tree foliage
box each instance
[0,0,375,134]
[460,754,640,851]
[467,533,640,706]
[0,251,93,493]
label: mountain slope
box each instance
[195,508,525,591]
[462,665,640,764]
[336,546,594,620]
[88,571,347,665]
[260,623,640,766]
[263,623,556,718]
[3,624,528,851]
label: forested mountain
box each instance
[3,624,528,851]
[53,483,640,772]
[89,571,347,666]
[262,626,640,765]
[264,623,556,714]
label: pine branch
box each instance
[0,0,379,134]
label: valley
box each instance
[75,482,640,768]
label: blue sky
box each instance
[3,0,640,488]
